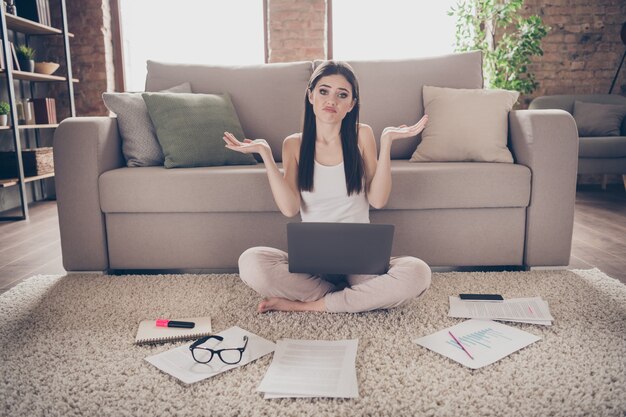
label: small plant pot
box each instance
[18,59,34,72]
[0,115,8,126]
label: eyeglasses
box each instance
[189,335,248,365]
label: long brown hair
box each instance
[298,61,364,195]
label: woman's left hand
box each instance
[381,115,428,143]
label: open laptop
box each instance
[287,222,395,275]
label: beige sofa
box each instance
[53,51,579,272]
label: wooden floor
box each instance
[0,184,625,294]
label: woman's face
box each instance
[308,74,355,125]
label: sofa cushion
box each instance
[142,92,257,168]
[579,136,626,158]
[573,101,626,136]
[385,161,530,209]
[99,161,530,213]
[411,86,518,163]
[145,61,313,162]
[102,82,192,167]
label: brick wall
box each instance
[267,0,326,63]
[522,0,626,107]
[49,0,115,117]
[68,0,115,116]
[63,1,625,113]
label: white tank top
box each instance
[300,160,370,223]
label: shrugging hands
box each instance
[223,132,272,159]
[223,115,427,157]
[381,115,428,144]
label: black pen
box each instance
[156,319,195,329]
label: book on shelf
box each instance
[0,40,4,69]
[39,0,51,26]
[15,0,51,26]
[32,98,56,124]
[10,42,20,71]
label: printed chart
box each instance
[446,327,513,351]
[414,319,541,369]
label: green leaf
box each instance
[449,0,548,93]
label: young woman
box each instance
[223,61,431,314]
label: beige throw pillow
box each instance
[410,86,519,163]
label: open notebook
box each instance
[135,317,212,344]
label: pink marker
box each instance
[156,319,195,329]
[449,331,474,360]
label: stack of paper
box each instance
[448,296,554,325]
[257,339,359,399]
[414,319,541,369]
[145,326,276,384]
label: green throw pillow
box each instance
[142,92,257,168]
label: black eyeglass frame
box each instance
[189,335,249,365]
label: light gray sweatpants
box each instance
[238,246,432,313]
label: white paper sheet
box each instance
[257,339,359,398]
[145,326,276,384]
[413,319,541,369]
[448,296,553,325]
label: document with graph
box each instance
[413,319,541,369]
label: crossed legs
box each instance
[238,246,431,313]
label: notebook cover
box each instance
[135,317,212,344]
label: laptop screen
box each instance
[287,222,394,275]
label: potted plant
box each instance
[0,101,10,126]
[15,44,35,72]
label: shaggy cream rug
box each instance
[0,269,624,417]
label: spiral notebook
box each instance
[135,317,212,344]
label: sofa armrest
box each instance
[53,117,125,271]
[509,109,579,266]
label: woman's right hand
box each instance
[223,132,272,158]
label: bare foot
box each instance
[258,297,325,313]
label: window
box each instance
[119,0,265,91]
[332,1,457,61]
